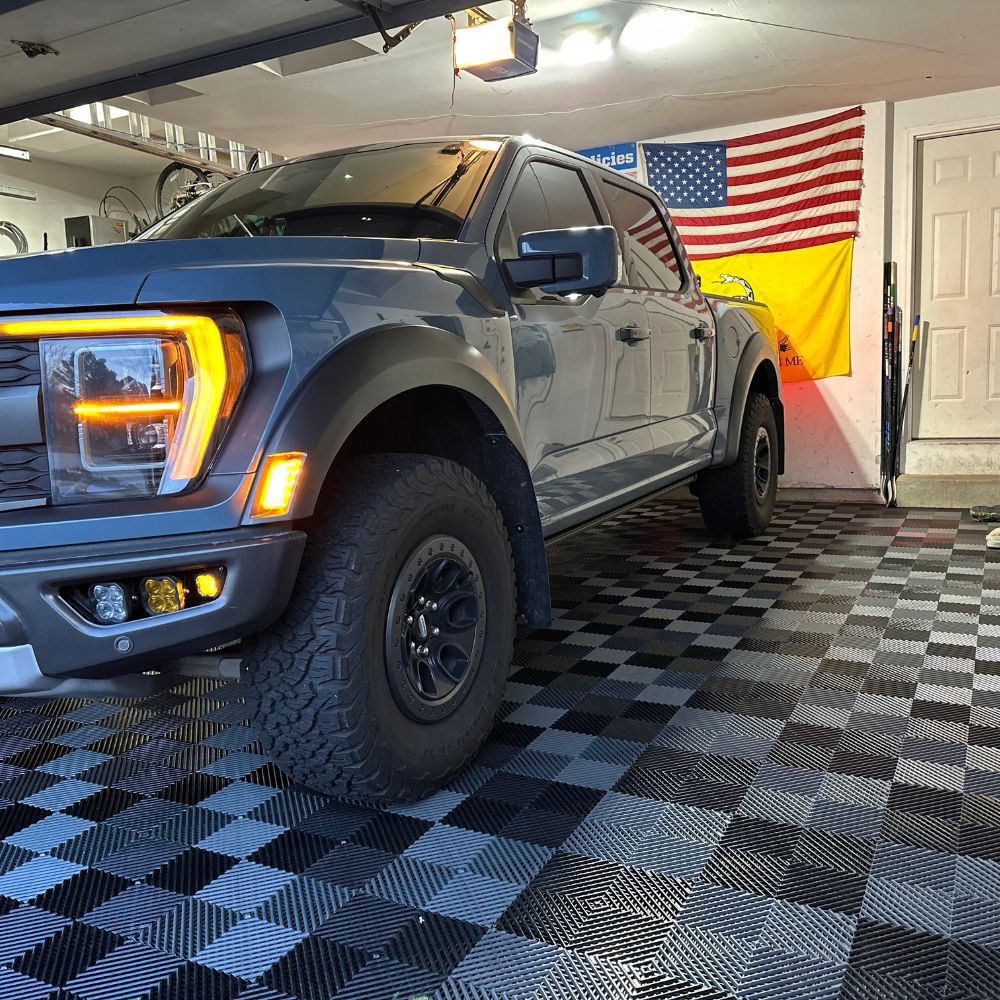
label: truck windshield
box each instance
[137,139,503,242]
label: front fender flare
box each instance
[254,324,528,519]
[248,323,552,627]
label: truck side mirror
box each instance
[503,225,620,297]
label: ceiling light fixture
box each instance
[559,28,612,65]
[454,2,539,81]
[0,144,30,161]
[619,8,693,53]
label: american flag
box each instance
[641,107,864,260]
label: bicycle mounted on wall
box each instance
[154,151,262,219]
[0,221,28,255]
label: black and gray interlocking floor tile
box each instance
[2,497,1000,999]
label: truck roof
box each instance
[281,135,630,181]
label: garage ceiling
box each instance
[5,0,1000,157]
[0,0,469,125]
[99,0,1000,155]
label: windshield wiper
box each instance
[414,149,485,209]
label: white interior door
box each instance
[915,129,1000,439]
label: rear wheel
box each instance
[242,454,515,802]
[695,392,778,539]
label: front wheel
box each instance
[242,454,515,803]
[695,392,778,539]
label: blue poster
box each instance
[576,142,638,172]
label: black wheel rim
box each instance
[753,426,772,502]
[385,535,487,723]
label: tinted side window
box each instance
[498,161,600,260]
[531,161,601,231]
[601,182,682,292]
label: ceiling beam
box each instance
[0,0,466,126]
[0,1,46,13]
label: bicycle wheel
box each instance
[154,162,209,219]
[0,221,28,256]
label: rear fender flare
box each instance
[718,335,784,471]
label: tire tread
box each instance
[242,454,514,802]
[696,393,777,539]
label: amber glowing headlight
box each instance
[0,312,248,505]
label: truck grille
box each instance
[0,445,49,505]
[0,340,49,510]
[0,340,41,387]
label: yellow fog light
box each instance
[252,452,306,519]
[195,571,223,599]
[142,576,186,615]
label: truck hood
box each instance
[0,236,423,313]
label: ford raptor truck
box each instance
[0,137,783,801]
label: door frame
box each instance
[896,113,1000,469]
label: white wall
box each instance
[0,156,141,255]
[129,172,163,226]
[642,105,888,489]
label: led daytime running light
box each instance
[73,400,182,418]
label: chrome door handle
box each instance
[616,325,651,345]
[689,324,713,340]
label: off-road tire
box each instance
[242,454,515,802]
[695,392,778,539]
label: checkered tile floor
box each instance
[2,497,1000,1000]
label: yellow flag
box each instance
[692,238,854,382]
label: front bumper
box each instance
[0,526,305,692]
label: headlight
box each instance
[0,312,248,504]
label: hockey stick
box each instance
[879,263,897,505]
[889,315,920,502]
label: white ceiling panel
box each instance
[96,0,1000,155]
[4,0,1000,157]
[0,0,469,124]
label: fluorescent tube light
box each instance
[0,144,30,162]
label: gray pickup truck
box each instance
[0,136,782,801]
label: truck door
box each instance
[599,180,716,473]
[494,158,654,529]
